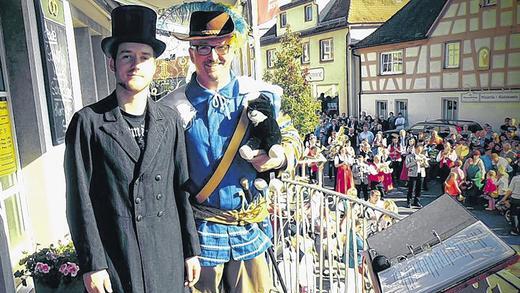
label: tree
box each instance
[263,27,320,136]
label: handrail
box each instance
[267,159,404,292]
[282,177,405,221]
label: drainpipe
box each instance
[351,47,362,118]
[345,32,350,116]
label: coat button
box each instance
[136,215,143,222]
[157,211,164,217]
[155,174,162,181]
[135,197,142,204]
[156,193,162,200]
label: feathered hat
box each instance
[159,1,248,42]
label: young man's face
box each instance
[110,42,156,94]
[189,35,234,85]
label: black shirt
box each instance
[121,109,148,152]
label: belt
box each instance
[191,199,270,226]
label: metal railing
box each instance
[267,159,404,293]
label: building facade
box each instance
[261,0,409,116]
[353,0,520,129]
[260,0,351,114]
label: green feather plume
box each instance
[158,1,249,37]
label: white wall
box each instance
[361,91,520,130]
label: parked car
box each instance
[383,119,483,139]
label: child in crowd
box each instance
[444,172,463,201]
[352,155,370,200]
[483,170,499,211]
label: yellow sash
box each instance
[195,106,249,203]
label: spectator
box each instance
[358,124,375,145]
[500,117,517,134]
[491,153,512,175]
[352,155,370,200]
[444,172,463,201]
[405,144,429,208]
[335,146,355,195]
[394,112,406,130]
[483,170,499,210]
[463,151,486,206]
[387,112,396,130]
[499,171,520,235]
[346,127,357,148]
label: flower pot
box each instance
[34,278,84,293]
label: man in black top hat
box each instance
[64,5,200,293]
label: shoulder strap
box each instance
[195,106,249,203]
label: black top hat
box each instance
[101,5,166,58]
[173,11,235,41]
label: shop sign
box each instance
[307,68,324,82]
[461,91,520,103]
[0,100,17,176]
[35,0,75,145]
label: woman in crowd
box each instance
[429,130,444,146]
[368,155,387,198]
[463,150,486,206]
[388,135,403,184]
[335,145,355,194]
[437,142,458,183]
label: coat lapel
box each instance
[100,94,141,163]
[138,98,167,176]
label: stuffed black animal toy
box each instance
[239,93,284,161]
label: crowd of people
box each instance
[303,112,520,235]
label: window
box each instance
[376,101,388,119]
[481,0,496,7]
[442,98,458,120]
[266,49,275,68]
[395,100,408,125]
[304,5,313,22]
[444,42,460,69]
[380,51,403,74]
[320,39,333,61]
[280,12,287,28]
[301,42,310,64]
[478,47,490,70]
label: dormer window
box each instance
[280,12,287,28]
[304,5,313,22]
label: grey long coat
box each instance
[64,93,200,292]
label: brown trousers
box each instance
[192,254,274,293]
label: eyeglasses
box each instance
[190,44,230,56]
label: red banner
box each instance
[257,0,280,25]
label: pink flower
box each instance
[66,262,80,277]
[59,263,69,276]
[35,262,50,274]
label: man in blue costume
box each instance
[160,8,301,293]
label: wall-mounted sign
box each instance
[35,0,75,145]
[0,99,17,176]
[461,91,520,103]
[306,67,324,82]
[460,93,479,103]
